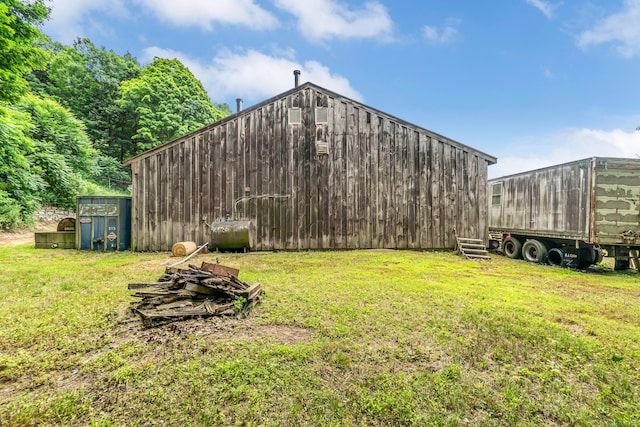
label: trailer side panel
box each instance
[489,159,591,240]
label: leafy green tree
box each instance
[216,102,232,116]
[0,0,49,103]
[51,39,141,160]
[118,57,227,152]
[92,155,132,189]
[0,104,44,227]
[0,189,23,228]
[18,94,98,209]
[26,37,141,190]
[0,0,49,227]
[29,37,142,162]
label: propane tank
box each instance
[209,221,255,251]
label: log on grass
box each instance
[171,241,197,257]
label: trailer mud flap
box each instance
[558,247,595,269]
[560,248,581,268]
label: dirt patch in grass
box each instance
[0,229,37,248]
[0,220,61,248]
[555,318,588,336]
[116,311,314,346]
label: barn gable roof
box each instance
[124,81,497,166]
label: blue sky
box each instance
[42,0,640,177]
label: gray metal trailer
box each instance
[488,157,640,270]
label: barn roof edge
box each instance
[123,81,497,166]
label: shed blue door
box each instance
[76,196,132,251]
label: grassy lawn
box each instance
[0,245,638,426]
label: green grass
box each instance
[0,246,638,426]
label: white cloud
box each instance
[526,0,555,19]
[141,47,363,106]
[273,0,392,42]
[422,19,461,45]
[542,66,554,79]
[490,127,640,178]
[43,0,128,43]
[577,0,640,58]
[44,0,277,41]
[134,0,278,31]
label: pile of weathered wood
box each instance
[129,261,263,327]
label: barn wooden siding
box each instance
[126,83,496,251]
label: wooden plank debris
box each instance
[200,261,239,277]
[128,282,179,290]
[129,261,264,327]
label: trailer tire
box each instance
[522,239,548,263]
[503,237,522,259]
[547,248,563,266]
[577,247,596,269]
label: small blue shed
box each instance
[76,196,132,251]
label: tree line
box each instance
[0,0,230,228]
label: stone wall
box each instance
[36,206,76,224]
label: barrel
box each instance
[209,221,255,251]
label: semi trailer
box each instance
[488,157,640,270]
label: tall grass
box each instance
[0,246,638,426]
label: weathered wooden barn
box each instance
[124,81,496,251]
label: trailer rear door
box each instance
[592,158,640,245]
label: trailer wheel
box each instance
[578,248,596,269]
[503,237,522,259]
[522,239,548,263]
[547,248,563,266]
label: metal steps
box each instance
[455,237,491,261]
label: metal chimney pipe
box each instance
[294,69,301,87]
[236,98,243,113]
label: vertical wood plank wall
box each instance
[129,87,492,251]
